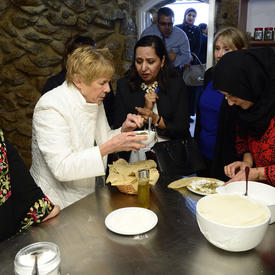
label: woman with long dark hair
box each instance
[114,35,190,160]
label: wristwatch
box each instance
[154,115,161,127]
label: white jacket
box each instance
[30,82,120,209]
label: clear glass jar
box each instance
[254,27,263,41]
[14,242,61,275]
[138,169,150,209]
[264,27,274,41]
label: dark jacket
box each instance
[176,23,202,62]
[199,33,207,64]
[114,75,190,160]
[194,68,240,181]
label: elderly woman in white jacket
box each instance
[30,46,146,209]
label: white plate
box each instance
[187,178,224,196]
[105,207,158,235]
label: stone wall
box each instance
[216,0,239,30]
[0,0,240,167]
[0,0,138,167]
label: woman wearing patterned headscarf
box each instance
[213,47,275,185]
[0,129,59,241]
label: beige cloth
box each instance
[106,159,159,192]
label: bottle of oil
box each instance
[138,169,150,209]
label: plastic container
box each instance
[264,27,274,41]
[138,169,150,209]
[14,242,61,275]
[254,27,263,41]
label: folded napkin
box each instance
[106,159,159,192]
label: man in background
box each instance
[149,8,158,25]
[141,7,191,71]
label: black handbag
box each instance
[152,138,206,176]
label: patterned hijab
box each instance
[213,47,275,139]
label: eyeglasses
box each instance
[158,22,173,27]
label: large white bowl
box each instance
[196,194,271,252]
[216,181,275,224]
[134,130,155,145]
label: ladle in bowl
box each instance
[244,166,250,196]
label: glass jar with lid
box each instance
[254,27,263,41]
[264,27,274,41]
[14,242,61,275]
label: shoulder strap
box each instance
[191,52,203,65]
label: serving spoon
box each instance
[244,166,250,196]
[31,252,40,275]
[148,117,152,132]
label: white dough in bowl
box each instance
[197,194,270,226]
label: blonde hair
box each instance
[66,46,114,86]
[214,27,249,51]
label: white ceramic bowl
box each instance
[196,194,271,252]
[216,181,275,224]
[134,130,155,145]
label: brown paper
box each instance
[106,159,159,192]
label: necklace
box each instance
[140,81,158,94]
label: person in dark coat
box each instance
[177,8,202,119]
[177,8,202,59]
[198,23,208,64]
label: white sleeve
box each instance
[33,106,106,182]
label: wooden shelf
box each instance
[249,40,275,47]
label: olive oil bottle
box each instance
[138,169,150,208]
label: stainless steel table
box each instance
[1,177,275,275]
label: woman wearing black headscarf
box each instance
[177,8,202,118]
[213,47,275,185]
[177,8,202,58]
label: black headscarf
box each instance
[212,47,275,139]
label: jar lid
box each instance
[264,27,273,30]
[138,169,149,179]
[254,27,263,30]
